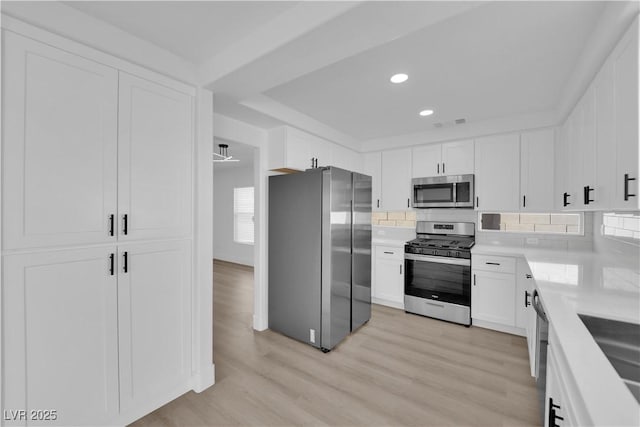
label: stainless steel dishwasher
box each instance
[532,289,549,425]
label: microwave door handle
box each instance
[452,182,458,206]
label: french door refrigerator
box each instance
[269,167,372,351]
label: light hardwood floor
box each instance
[132,259,540,426]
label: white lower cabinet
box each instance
[117,240,192,414]
[372,245,404,308]
[516,258,537,376]
[471,254,526,336]
[3,247,120,426]
[2,241,192,426]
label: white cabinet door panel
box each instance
[381,149,412,210]
[521,129,555,211]
[471,270,516,326]
[3,248,119,426]
[117,240,191,412]
[2,31,118,249]
[412,144,441,177]
[373,247,404,305]
[475,134,520,211]
[363,152,382,210]
[442,139,474,175]
[118,72,192,240]
[594,59,616,210]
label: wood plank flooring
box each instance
[131,259,540,426]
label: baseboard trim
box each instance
[472,318,526,337]
[192,363,215,393]
[372,297,404,310]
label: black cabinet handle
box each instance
[315,158,318,168]
[310,158,314,168]
[377,199,380,208]
[123,251,128,273]
[524,290,531,307]
[523,195,526,208]
[476,196,479,208]
[473,274,476,286]
[442,163,445,174]
[624,174,636,201]
[109,214,114,236]
[583,186,594,205]
[109,253,115,276]
[563,192,570,207]
[122,214,128,235]
[526,273,533,279]
[383,251,394,254]
[548,398,563,427]
[486,262,500,265]
[399,264,402,275]
[407,198,410,208]
[437,163,440,174]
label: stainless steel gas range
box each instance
[404,221,475,326]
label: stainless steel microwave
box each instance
[412,174,475,208]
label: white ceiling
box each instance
[64,1,300,64]
[49,1,628,148]
[264,1,605,140]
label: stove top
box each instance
[406,237,475,251]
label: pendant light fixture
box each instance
[213,143,240,162]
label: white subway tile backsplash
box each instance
[520,213,550,224]
[387,212,406,220]
[551,214,580,225]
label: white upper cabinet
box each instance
[520,129,555,211]
[613,17,639,210]
[381,148,412,210]
[475,134,520,211]
[412,144,441,177]
[594,57,616,210]
[363,152,382,210]
[3,247,120,426]
[330,143,362,173]
[412,140,474,177]
[2,31,118,249]
[268,126,339,171]
[118,72,193,241]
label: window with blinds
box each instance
[234,187,254,244]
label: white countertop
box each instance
[473,244,640,426]
[371,226,414,247]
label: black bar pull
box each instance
[526,273,533,279]
[123,251,128,273]
[524,290,531,307]
[377,199,380,208]
[407,198,410,208]
[485,262,500,265]
[122,214,128,235]
[108,214,114,236]
[109,253,115,276]
[473,274,476,286]
[437,163,440,174]
[476,196,479,208]
[563,192,570,207]
[310,158,315,168]
[523,195,526,208]
[583,186,594,205]
[399,264,402,275]
[624,174,636,201]
[315,158,318,168]
[442,163,445,174]
[383,251,394,254]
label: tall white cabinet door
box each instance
[2,31,118,249]
[521,129,555,211]
[118,72,193,241]
[412,144,441,177]
[363,152,382,210]
[117,240,192,413]
[381,148,412,210]
[580,88,597,209]
[594,59,616,210]
[474,134,520,211]
[3,248,119,426]
[613,19,639,210]
[441,139,474,175]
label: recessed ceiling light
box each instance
[390,73,408,84]
[419,109,434,117]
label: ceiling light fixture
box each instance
[419,109,434,117]
[213,143,240,162]
[390,73,408,84]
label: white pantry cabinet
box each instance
[520,129,555,211]
[381,148,412,210]
[372,245,404,308]
[412,140,474,177]
[363,152,382,210]
[268,126,333,171]
[2,31,119,249]
[118,72,193,241]
[3,247,120,426]
[474,134,520,211]
[118,240,192,413]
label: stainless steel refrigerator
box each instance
[269,167,372,352]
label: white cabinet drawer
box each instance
[375,245,403,260]
[473,255,516,274]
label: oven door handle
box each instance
[404,253,470,266]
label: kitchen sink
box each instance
[579,314,640,404]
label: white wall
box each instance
[213,165,255,266]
